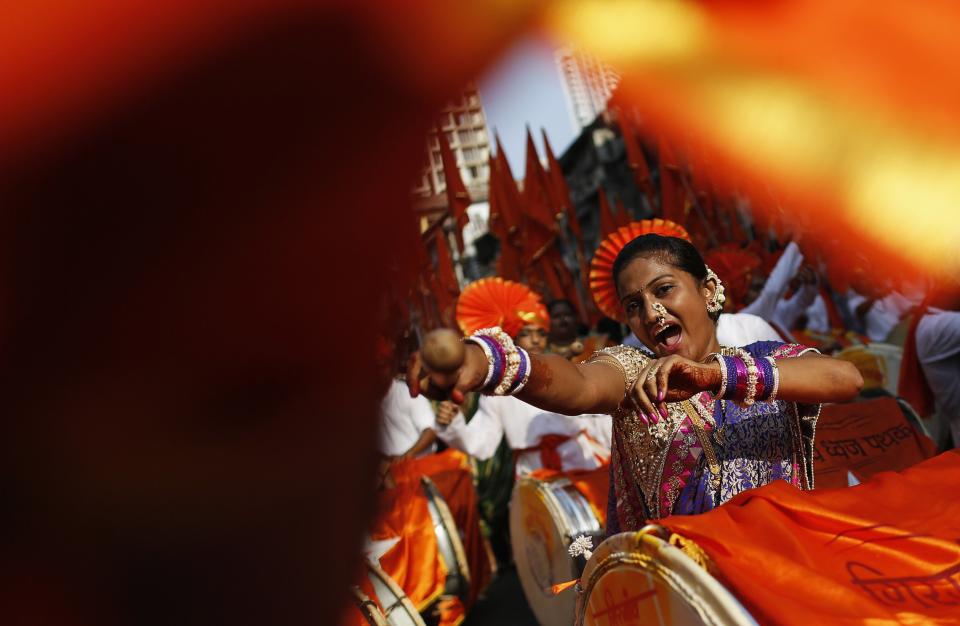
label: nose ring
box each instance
[653,302,667,326]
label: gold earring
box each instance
[704,267,726,314]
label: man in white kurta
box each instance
[739,241,804,323]
[379,377,437,459]
[436,397,611,476]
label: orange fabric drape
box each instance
[370,481,446,611]
[529,465,609,528]
[662,450,960,626]
[392,450,492,607]
[813,397,936,489]
[435,596,466,626]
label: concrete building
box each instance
[558,110,654,257]
[555,47,621,132]
[412,83,490,202]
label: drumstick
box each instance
[420,328,465,373]
[418,329,466,401]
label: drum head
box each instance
[511,475,602,626]
[365,561,428,626]
[421,476,471,598]
[576,528,756,626]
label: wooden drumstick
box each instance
[417,329,466,402]
[420,328,465,373]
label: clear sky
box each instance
[478,35,578,180]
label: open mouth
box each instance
[654,324,683,352]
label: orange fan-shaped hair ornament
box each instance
[589,219,691,321]
[703,246,763,310]
[456,277,549,338]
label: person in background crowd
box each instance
[547,299,612,363]
[739,240,804,327]
[846,271,924,342]
[772,265,820,336]
[379,369,438,461]
[916,308,960,448]
[900,282,960,450]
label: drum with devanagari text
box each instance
[511,470,606,625]
[575,526,757,626]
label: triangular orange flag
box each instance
[658,136,688,226]
[487,150,523,282]
[433,228,460,328]
[541,128,582,243]
[614,197,632,228]
[616,107,655,204]
[598,187,619,239]
[494,133,524,242]
[523,127,561,231]
[521,129,559,269]
[436,126,471,254]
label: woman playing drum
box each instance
[410,234,863,532]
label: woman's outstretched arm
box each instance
[766,354,863,403]
[408,344,626,416]
[637,352,863,420]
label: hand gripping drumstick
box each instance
[418,329,466,401]
[420,328,465,373]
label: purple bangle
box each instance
[720,355,739,400]
[753,359,769,402]
[732,357,749,402]
[506,348,529,395]
[475,335,505,392]
[756,357,774,401]
[725,356,739,400]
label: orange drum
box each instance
[510,468,607,625]
[576,526,757,626]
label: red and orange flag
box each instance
[436,126,471,254]
[597,188,619,240]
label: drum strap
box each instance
[681,400,722,494]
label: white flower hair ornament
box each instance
[568,535,594,560]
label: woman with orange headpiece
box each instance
[435,278,612,476]
[413,234,863,532]
[600,222,783,348]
